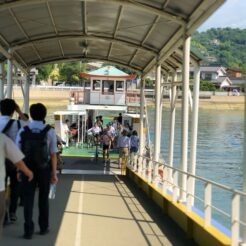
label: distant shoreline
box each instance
[12,87,244,110]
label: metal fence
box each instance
[129,155,246,246]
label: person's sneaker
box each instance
[9,213,17,222]
[40,228,49,235]
[23,233,32,239]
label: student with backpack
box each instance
[0,98,28,223]
[0,133,33,237]
[15,103,58,239]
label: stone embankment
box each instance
[12,86,244,110]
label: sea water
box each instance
[148,107,244,231]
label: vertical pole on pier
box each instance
[0,63,4,99]
[6,58,13,98]
[23,71,30,114]
[138,78,145,173]
[154,62,161,185]
[168,72,177,180]
[189,64,200,206]
[243,78,246,243]
[139,78,145,156]
[154,63,161,163]
[181,34,190,201]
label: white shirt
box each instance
[16,120,58,154]
[0,133,25,191]
[0,115,22,141]
[87,126,101,134]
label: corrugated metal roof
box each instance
[0,0,225,74]
[88,66,129,76]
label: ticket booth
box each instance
[80,66,135,106]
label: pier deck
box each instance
[1,157,197,246]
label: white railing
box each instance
[128,155,246,246]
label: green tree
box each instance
[36,64,53,82]
[59,61,82,82]
[200,80,216,91]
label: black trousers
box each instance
[22,168,51,235]
[5,169,19,215]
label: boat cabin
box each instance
[54,111,86,144]
[80,66,135,106]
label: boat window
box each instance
[116,81,124,91]
[102,80,114,94]
[92,80,101,91]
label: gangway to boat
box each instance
[1,158,197,246]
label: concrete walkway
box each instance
[1,163,197,246]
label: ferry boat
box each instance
[53,66,148,170]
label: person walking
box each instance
[0,98,28,223]
[0,133,33,238]
[117,129,130,175]
[16,103,58,239]
[130,130,139,168]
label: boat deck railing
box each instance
[130,155,246,246]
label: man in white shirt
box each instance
[0,133,33,237]
[0,98,28,223]
[16,103,58,239]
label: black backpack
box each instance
[1,119,21,173]
[20,125,51,170]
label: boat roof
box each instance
[0,0,224,75]
[80,66,135,79]
[67,104,127,112]
[123,113,145,118]
[54,110,86,116]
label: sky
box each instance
[198,0,246,32]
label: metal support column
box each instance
[154,63,161,162]
[189,64,200,205]
[139,78,145,156]
[6,59,13,98]
[243,78,246,243]
[138,78,145,173]
[181,35,190,200]
[168,72,177,179]
[0,63,4,99]
[23,72,30,114]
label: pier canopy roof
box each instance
[0,0,225,75]
[80,66,135,79]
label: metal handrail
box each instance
[133,154,246,246]
[138,154,246,197]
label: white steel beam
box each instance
[139,78,145,156]
[0,44,27,73]
[6,59,13,98]
[189,64,200,205]
[168,72,177,177]
[23,72,30,113]
[11,34,157,57]
[243,74,246,242]
[141,16,160,45]
[0,63,4,99]
[154,63,161,163]
[180,35,190,201]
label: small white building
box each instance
[80,66,135,106]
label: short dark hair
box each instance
[0,98,17,116]
[30,103,47,121]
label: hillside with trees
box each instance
[192,28,246,73]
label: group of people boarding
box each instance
[86,113,139,168]
[0,98,58,240]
